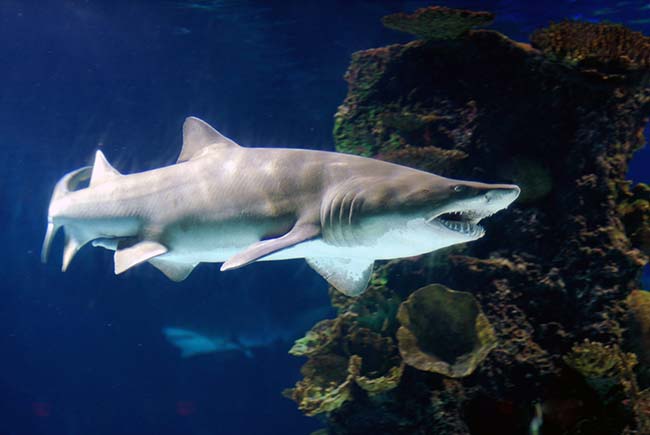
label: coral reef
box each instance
[283,354,358,416]
[382,6,494,40]
[619,183,650,257]
[396,284,497,378]
[531,21,650,73]
[288,5,650,435]
[285,286,406,416]
[563,339,650,433]
[626,290,650,387]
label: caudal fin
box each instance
[41,166,92,264]
[42,151,124,269]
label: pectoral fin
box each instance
[306,257,374,297]
[221,223,320,271]
[114,241,168,275]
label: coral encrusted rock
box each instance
[289,5,650,434]
[382,6,494,40]
[531,21,650,73]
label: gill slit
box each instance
[339,190,357,246]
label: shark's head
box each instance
[323,170,520,257]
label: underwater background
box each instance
[0,1,649,434]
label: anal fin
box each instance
[114,241,168,275]
[149,258,196,282]
[306,257,374,297]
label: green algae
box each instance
[382,6,494,40]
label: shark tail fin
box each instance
[41,166,92,264]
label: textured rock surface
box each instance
[288,5,650,434]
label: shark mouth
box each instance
[427,209,491,238]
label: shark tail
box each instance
[42,151,123,270]
[41,166,92,265]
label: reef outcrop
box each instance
[382,6,494,40]
[287,5,650,434]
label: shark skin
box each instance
[42,117,520,296]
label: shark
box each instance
[162,306,331,358]
[42,117,520,296]
[163,327,258,358]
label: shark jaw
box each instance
[427,211,487,240]
[425,185,521,241]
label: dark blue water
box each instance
[0,1,648,434]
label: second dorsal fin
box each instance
[90,150,121,187]
[178,117,240,163]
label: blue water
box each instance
[0,1,648,434]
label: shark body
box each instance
[42,117,520,296]
[162,306,330,358]
[163,327,256,358]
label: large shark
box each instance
[42,117,520,296]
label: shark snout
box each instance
[484,185,520,206]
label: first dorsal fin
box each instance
[90,150,121,187]
[178,117,240,163]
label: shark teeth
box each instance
[437,219,485,237]
[427,209,490,238]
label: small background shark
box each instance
[163,305,332,358]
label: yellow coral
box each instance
[283,355,359,416]
[563,339,628,378]
[531,21,650,71]
[626,290,650,382]
[354,357,404,395]
[396,284,497,378]
[344,327,404,395]
[290,315,352,357]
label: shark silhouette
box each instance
[162,305,330,359]
[42,117,520,296]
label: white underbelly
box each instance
[156,222,448,265]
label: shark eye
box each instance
[453,185,467,193]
